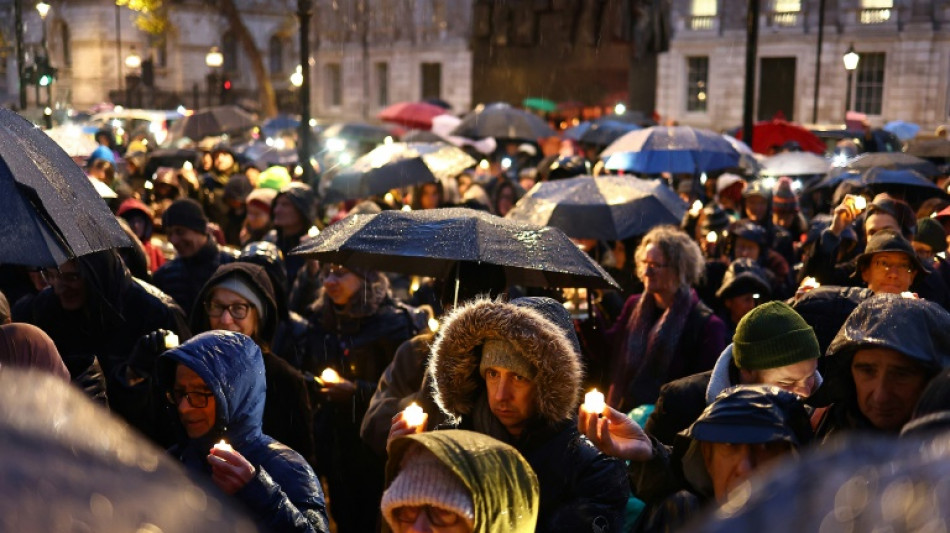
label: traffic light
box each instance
[220,78,232,103]
[35,56,56,87]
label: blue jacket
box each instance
[160,331,329,533]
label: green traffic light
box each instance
[39,75,51,87]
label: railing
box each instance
[767,11,799,27]
[688,15,716,30]
[859,8,891,24]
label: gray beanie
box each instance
[380,446,474,530]
[479,338,537,380]
[211,277,265,323]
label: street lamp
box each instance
[206,46,224,107]
[36,2,50,20]
[843,43,860,118]
[125,47,142,70]
[290,65,303,88]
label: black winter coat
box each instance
[152,238,237,318]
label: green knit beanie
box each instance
[732,301,820,371]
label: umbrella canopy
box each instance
[733,119,826,155]
[578,119,640,147]
[260,114,300,138]
[883,119,920,141]
[906,138,950,158]
[43,124,99,157]
[327,142,476,201]
[506,175,687,240]
[378,101,447,130]
[0,109,131,267]
[847,151,939,177]
[522,97,558,113]
[601,126,742,174]
[170,105,256,142]
[563,121,592,142]
[0,368,260,532]
[451,102,556,141]
[400,129,449,143]
[863,167,939,190]
[233,140,298,167]
[291,207,619,289]
[760,151,831,177]
[321,122,393,145]
[143,148,198,179]
[721,134,762,175]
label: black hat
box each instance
[716,258,772,300]
[684,385,812,447]
[162,198,208,234]
[700,204,730,234]
[731,220,769,248]
[854,229,929,279]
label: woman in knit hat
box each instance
[241,187,278,246]
[382,430,539,533]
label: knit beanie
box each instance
[380,446,475,531]
[223,174,254,203]
[479,338,537,380]
[211,276,266,323]
[257,166,292,191]
[246,187,278,211]
[772,177,800,214]
[732,301,820,371]
[915,217,947,254]
[162,198,208,234]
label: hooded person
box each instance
[812,293,950,439]
[16,249,190,439]
[153,198,239,319]
[423,296,631,532]
[900,367,950,437]
[117,197,166,273]
[190,261,315,464]
[305,262,427,533]
[381,430,540,533]
[581,385,812,533]
[158,331,330,532]
[742,180,795,266]
[643,301,822,446]
[714,257,772,338]
[0,323,71,383]
[726,220,793,299]
[266,182,317,289]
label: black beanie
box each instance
[162,198,208,234]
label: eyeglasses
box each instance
[326,266,355,279]
[166,389,214,408]
[204,301,251,319]
[871,258,915,274]
[391,505,462,527]
[636,260,671,272]
[40,268,82,284]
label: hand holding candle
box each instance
[583,388,606,415]
[402,402,426,428]
[213,439,233,453]
[164,332,179,350]
[320,368,340,384]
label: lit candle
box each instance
[801,276,821,290]
[213,439,233,453]
[706,231,718,244]
[583,389,606,415]
[320,368,341,384]
[164,332,179,350]
[853,196,867,211]
[689,200,703,216]
[403,402,426,428]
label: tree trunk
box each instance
[218,0,278,117]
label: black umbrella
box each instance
[170,105,256,141]
[233,140,298,167]
[0,109,131,267]
[326,142,476,201]
[847,151,940,177]
[506,175,687,240]
[291,207,618,289]
[683,434,950,533]
[144,148,199,179]
[451,102,556,141]
[906,138,950,158]
[862,167,946,203]
[0,368,260,532]
[578,119,641,147]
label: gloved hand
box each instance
[127,329,173,379]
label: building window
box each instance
[222,31,238,72]
[421,62,441,100]
[60,23,71,67]
[769,0,800,26]
[860,0,892,24]
[268,36,284,74]
[689,0,716,30]
[325,63,342,107]
[375,62,389,107]
[686,57,709,112]
[855,52,885,115]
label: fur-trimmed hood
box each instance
[428,297,583,425]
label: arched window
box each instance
[268,35,284,74]
[222,30,238,72]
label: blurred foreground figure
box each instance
[0,367,261,532]
[382,430,540,533]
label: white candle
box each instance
[320,368,341,384]
[164,332,179,350]
[853,196,867,211]
[706,231,718,244]
[801,277,821,290]
[403,402,426,428]
[213,439,233,453]
[689,200,703,216]
[583,389,606,414]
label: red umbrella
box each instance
[378,101,447,130]
[734,119,826,155]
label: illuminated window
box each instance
[771,0,800,26]
[860,0,892,23]
[687,57,709,113]
[689,0,716,30]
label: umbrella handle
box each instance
[453,263,461,308]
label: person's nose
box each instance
[408,512,435,533]
[493,377,511,401]
[218,308,235,325]
[869,375,892,405]
[733,446,755,479]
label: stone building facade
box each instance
[656,0,950,132]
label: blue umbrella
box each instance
[563,121,592,141]
[863,167,940,191]
[883,120,920,141]
[578,119,640,147]
[601,126,742,174]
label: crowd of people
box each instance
[2,121,950,532]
